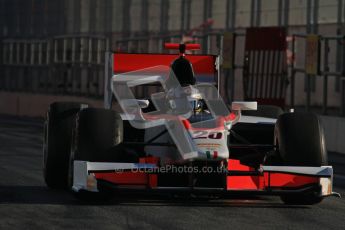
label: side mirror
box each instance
[231,101,257,111]
[137,100,150,109]
[121,99,150,109]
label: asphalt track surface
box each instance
[0,115,344,230]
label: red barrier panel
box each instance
[243,27,288,108]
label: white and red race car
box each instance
[43,43,339,205]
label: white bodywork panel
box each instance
[144,126,229,165]
[189,129,229,160]
[231,101,257,111]
[144,115,276,165]
[261,166,333,176]
[239,115,276,124]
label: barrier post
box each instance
[222,32,235,103]
[104,51,113,109]
[305,34,321,112]
[323,38,329,115]
[342,79,345,116]
[290,35,296,109]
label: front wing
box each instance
[72,157,335,197]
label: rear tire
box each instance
[43,102,86,189]
[275,112,327,205]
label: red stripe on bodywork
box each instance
[227,176,261,190]
[213,151,218,159]
[228,159,252,171]
[140,156,159,188]
[226,159,319,190]
[94,157,159,188]
[95,172,148,185]
[265,172,319,188]
[227,159,262,190]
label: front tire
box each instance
[69,108,138,201]
[275,112,327,205]
[43,102,86,189]
[72,108,125,162]
[280,192,323,205]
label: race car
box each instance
[43,43,339,205]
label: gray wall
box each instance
[1,0,345,114]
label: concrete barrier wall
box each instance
[1,91,345,154]
[321,116,345,154]
[0,92,103,118]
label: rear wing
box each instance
[104,52,219,109]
